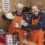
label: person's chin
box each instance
[34,13,38,15]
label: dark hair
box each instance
[31,5,39,9]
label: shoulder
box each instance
[12,11,17,16]
[39,11,45,16]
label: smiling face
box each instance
[32,5,40,16]
[17,7,23,14]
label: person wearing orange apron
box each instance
[28,15,44,45]
[25,5,44,45]
[8,3,24,39]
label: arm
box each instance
[26,16,43,30]
[27,22,42,29]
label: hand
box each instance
[6,12,14,19]
[23,23,28,27]
[21,20,28,27]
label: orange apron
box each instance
[8,16,24,39]
[28,16,44,45]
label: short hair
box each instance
[31,5,39,9]
[16,3,24,9]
